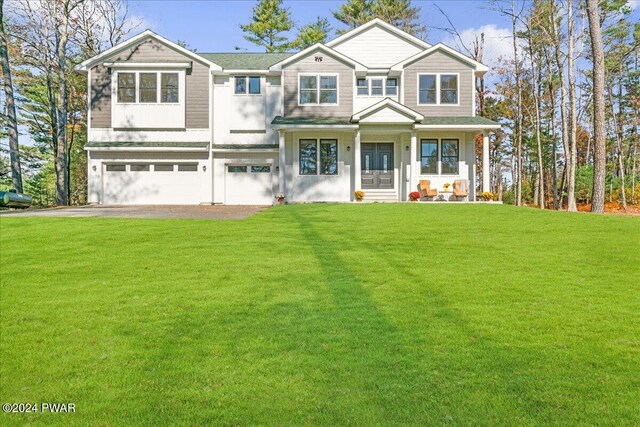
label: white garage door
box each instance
[102,163,201,205]
[225,165,273,205]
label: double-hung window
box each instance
[139,73,157,103]
[441,139,459,174]
[357,78,369,95]
[161,73,179,103]
[418,74,458,105]
[370,79,384,96]
[420,139,460,175]
[418,75,437,104]
[299,139,338,175]
[117,73,136,103]
[235,76,261,94]
[299,75,337,104]
[420,139,438,174]
[385,78,398,95]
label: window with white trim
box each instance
[299,75,337,104]
[116,71,180,104]
[299,139,338,175]
[419,139,460,175]
[235,76,261,94]
[355,77,399,96]
[418,74,458,105]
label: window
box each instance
[440,75,458,104]
[320,140,338,175]
[235,76,261,94]
[441,139,459,174]
[299,139,317,175]
[420,140,438,174]
[357,78,368,96]
[117,73,136,103]
[106,164,126,172]
[299,139,338,175]
[178,164,197,172]
[234,76,246,94]
[251,166,271,173]
[139,73,157,103]
[154,164,174,172]
[130,164,150,172]
[418,74,437,104]
[386,78,398,96]
[228,166,247,173]
[161,73,179,103]
[371,79,383,96]
[299,75,337,104]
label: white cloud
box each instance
[628,0,639,10]
[442,24,514,69]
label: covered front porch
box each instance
[271,101,500,203]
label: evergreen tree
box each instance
[240,0,294,52]
[292,17,331,50]
[333,0,426,38]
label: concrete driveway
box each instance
[0,205,269,220]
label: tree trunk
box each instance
[527,18,545,209]
[0,0,23,192]
[552,4,568,210]
[54,0,71,206]
[512,1,523,206]
[586,0,606,213]
[566,0,578,212]
[611,81,626,209]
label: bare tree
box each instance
[566,0,579,212]
[0,0,23,192]
[586,0,606,213]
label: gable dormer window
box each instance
[418,73,458,105]
[357,78,368,96]
[385,78,398,95]
[299,74,337,105]
[116,71,181,104]
[235,76,261,95]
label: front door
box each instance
[361,143,394,189]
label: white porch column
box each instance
[410,130,417,193]
[278,130,286,194]
[354,130,361,197]
[482,133,490,193]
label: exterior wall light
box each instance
[406,145,410,151]
[203,165,207,172]
[347,146,351,151]
[92,165,97,171]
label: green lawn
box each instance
[1,204,639,426]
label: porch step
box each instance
[363,190,398,202]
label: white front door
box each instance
[225,164,273,205]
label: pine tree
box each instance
[292,18,331,50]
[333,0,425,38]
[333,0,372,34]
[240,0,294,53]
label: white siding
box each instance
[331,25,425,68]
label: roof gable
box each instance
[327,18,430,51]
[269,44,366,71]
[391,43,488,74]
[352,98,424,123]
[75,30,222,72]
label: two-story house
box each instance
[76,19,499,205]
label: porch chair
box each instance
[453,179,469,201]
[419,180,438,200]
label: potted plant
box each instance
[409,191,420,202]
[354,190,365,202]
[478,192,495,201]
[274,193,286,204]
[443,182,451,192]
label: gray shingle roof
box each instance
[86,141,208,148]
[198,52,293,70]
[420,116,500,126]
[271,116,354,126]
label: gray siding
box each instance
[403,50,474,117]
[283,49,353,118]
[90,38,209,129]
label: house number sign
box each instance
[314,56,323,62]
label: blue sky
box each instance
[128,0,515,53]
